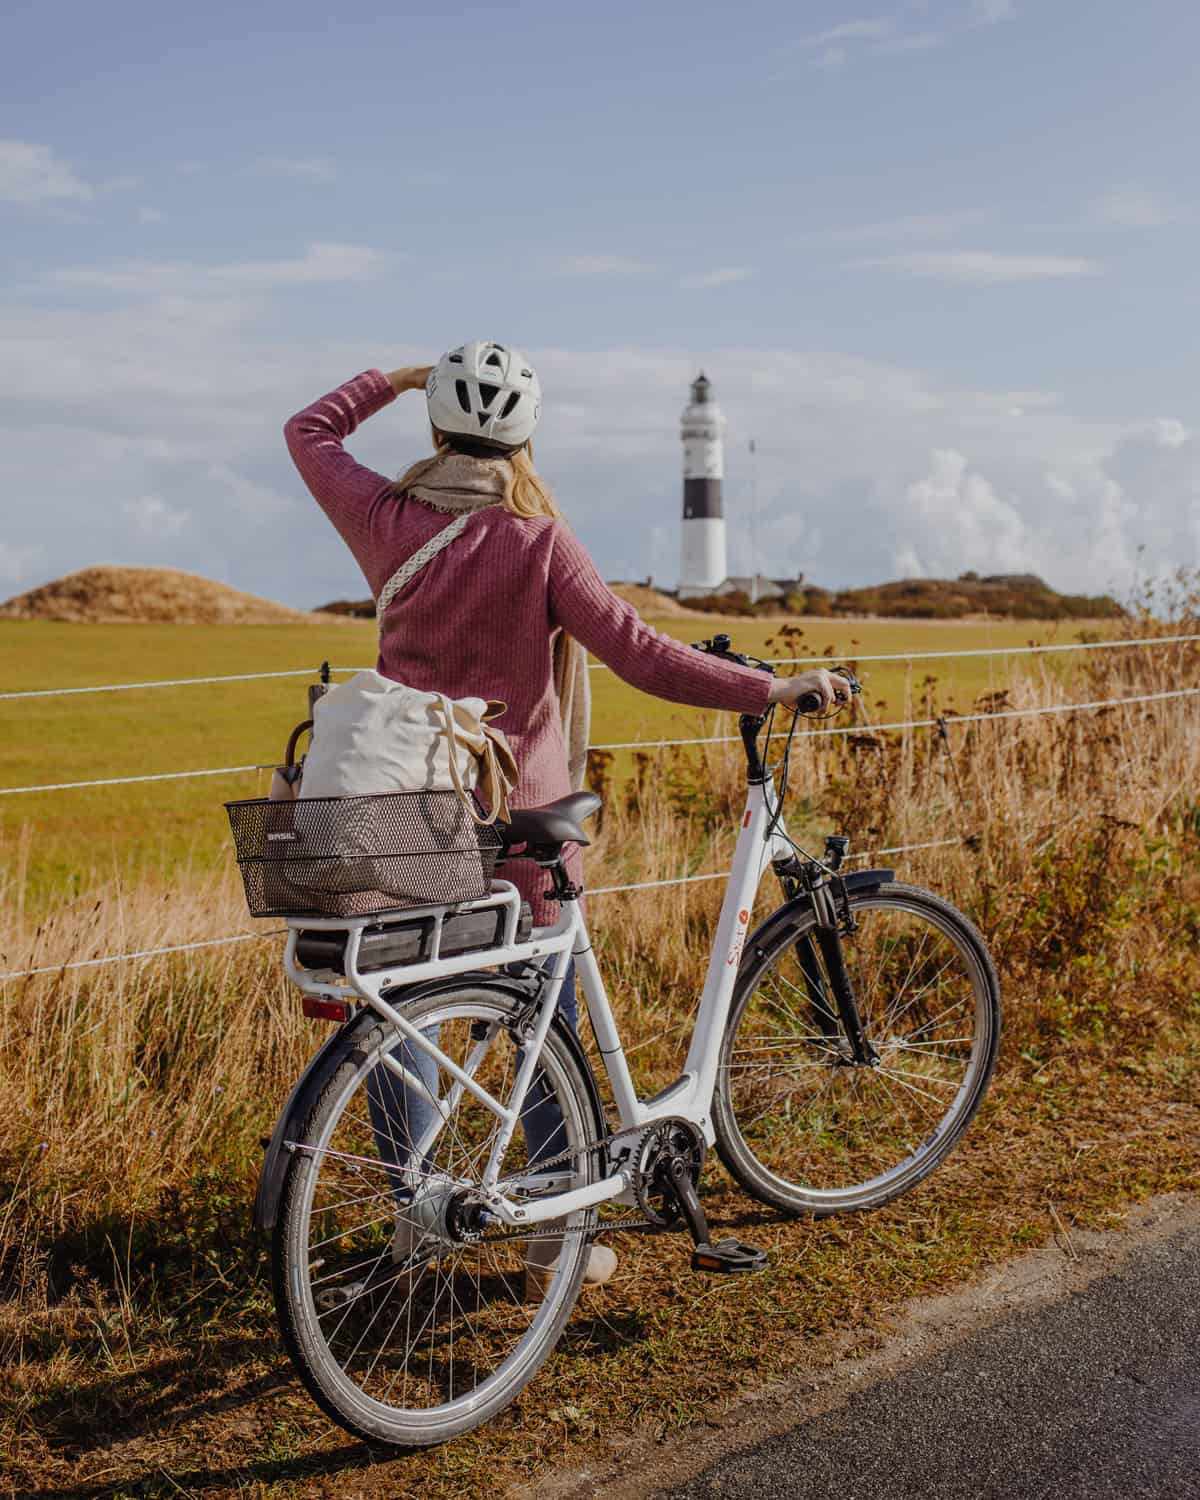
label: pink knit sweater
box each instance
[285,370,772,919]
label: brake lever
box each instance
[795,667,862,716]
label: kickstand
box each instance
[666,1157,768,1275]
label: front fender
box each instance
[744,867,895,964]
[253,969,608,1233]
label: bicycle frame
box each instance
[283,770,793,1232]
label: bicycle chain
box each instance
[475,1123,671,1246]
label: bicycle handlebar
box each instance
[690,634,862,716]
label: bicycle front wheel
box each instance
[713,882,1000,1217]
[273,984,601,1448]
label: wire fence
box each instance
[4,685,1198,797]
[3,633,1196,701]
[0,836,966,982]
[3,634,1195,981]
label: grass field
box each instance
[2,612,1115,909]
[1,604,1197,1496]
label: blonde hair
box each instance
[396,427,561,521]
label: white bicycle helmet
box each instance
[426,340,542,453]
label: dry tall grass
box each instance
[1,601,1197,1492]
[3,606,1196,1272]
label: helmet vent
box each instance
[501,391,520,419]
[448,353,463,364]
[478,382,499,409]
[484,351,503,369]
[477,412,491,428]
[520,368,532,378]
[455,379,471,414]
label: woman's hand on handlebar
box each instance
[768,668,852,714]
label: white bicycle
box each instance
[253,637,1001,1447]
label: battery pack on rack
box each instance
[294,901,533,976]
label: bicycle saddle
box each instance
[496,791,602,849]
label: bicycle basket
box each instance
[224,790,503,918]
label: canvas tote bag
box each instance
[298,672,517,820]
[273,515,518,902]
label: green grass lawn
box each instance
[1,614,1109,907]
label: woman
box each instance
[285,341,846,1292]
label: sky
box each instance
[1,0,1197,607]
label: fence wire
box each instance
[2,645,1196,980]
[3,633,1196,701]
[0,837,967,981]
[5,686,1197,797]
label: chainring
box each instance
[632,1118,707,1229]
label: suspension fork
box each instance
[808,882,878,1066]
[776,868,844,1049]
[778,860,876,1066]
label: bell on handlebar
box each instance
[691,634,733,655]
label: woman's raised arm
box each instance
[283,369,405,581]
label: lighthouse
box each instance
[678,371,728,598]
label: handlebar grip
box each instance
[795,692,822,715]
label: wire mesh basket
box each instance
[225,791,503,918]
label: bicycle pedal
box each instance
[690,1237,768,1274]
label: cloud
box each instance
[971,0,1015,21]
[1094,189,1172,228]
[874,32,944,53]
[547,254,657,277]
[0,140,94,205]
[48,240,394,294]
[0,540,44,585]
[849,251,1102,284]
[218,242,391,286]
[891,450,1034,576]
[798,18,893,46]
[792,17,945,67]
[207,463,297,516]
[679,267,756,290]
[121,495,190,539]
[0,273,1190,604]
[251,155,338,183]
[790,210,984,248]
[137,206,165,224]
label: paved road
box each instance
[663,1216,1200,1500]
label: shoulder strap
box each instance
[375,512,471,622]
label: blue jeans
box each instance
[367,960,578,1192]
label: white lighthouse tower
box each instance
[678,371,728,598]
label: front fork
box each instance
[778,853,878,1068]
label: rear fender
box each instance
[253,970,607,1233]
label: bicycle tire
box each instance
[713,881,1001,1217]
[273,984,601,1447]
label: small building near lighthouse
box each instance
[678,372,728,599]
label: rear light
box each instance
[303,996,353,1024]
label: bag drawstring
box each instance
[435,693,505,825]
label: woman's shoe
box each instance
[523,1240,618,1300]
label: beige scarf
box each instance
[401,451,592,791]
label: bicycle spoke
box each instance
[283,990,594,1429]
[723,893,992,1205]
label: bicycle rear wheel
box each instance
[273,984,601,1447]
[713,882,1000,1216]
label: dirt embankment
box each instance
[0,566,334,625]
